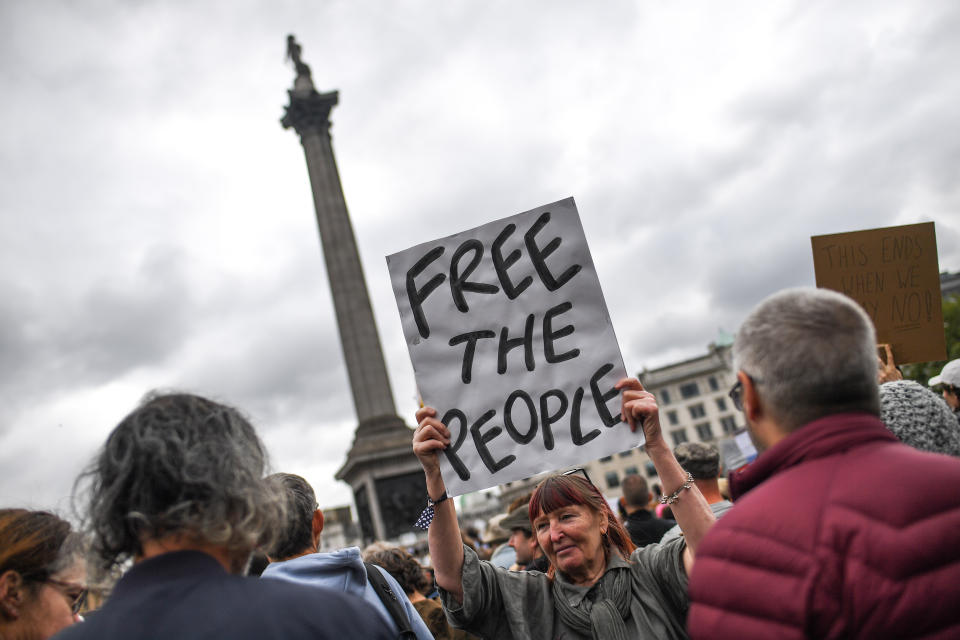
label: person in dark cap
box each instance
[879,380,960,456]
[501,501,549,572]
[660,442,733,544]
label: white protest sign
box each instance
[734,431,758,465]
[387,197,639,496]
[720,437,756,472]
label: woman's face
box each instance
[533,503,607,585]
[20,560,85,639]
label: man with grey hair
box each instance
[687,288,960,639]
[60,392,391,640]
[659,442,732,545]
[261,473,433,640]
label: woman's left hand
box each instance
[615,377,664,446]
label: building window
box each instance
[689,404,706,419]
[605,471,620,488]
[695,422,714,440]
[671,429,689,446]
[715,397,727,412]
[660,389,671,404]
[645,461,657,477]
[625,466,639,476]
[600,455,613,462]
[680,382,700,399]
[708,376,719,391]
[619,450,633,457]
[720,415,738,434]
[667,410,678,426]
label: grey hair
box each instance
[733,287,879,432]
[265,473,317,560]
[49,531,86,576]
[75,392,285,570]
[674,442,721,480]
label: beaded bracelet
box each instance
[659,472,694,505]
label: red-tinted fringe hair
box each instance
[528,474,636,578]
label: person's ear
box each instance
[0,570,25,620]
[599,512,609,536]
[740,371,763,423]
[311,509,325,550]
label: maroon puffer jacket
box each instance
[688,412,960,639]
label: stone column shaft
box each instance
[298,127,397,422]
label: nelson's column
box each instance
[280,35,424,543]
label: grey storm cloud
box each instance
[1,0,958,511]
[0,247,192,422]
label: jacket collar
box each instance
[624,509,655,522]
[729,412,897,500]
[110,550,227,601]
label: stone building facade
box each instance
[498,340,742,505]
[584,341,741,498]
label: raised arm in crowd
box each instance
[412,377,715,640]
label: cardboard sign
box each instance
[811,222,946,364]
[387,198,637,496]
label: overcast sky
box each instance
[2,1,958,514]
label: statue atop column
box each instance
[286,34,312,81]
[282,34,332,129]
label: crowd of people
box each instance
[3,286,960,639]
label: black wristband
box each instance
[415,492,449,530]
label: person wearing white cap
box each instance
[928,358,960,421]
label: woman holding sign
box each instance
[412,378,716,640]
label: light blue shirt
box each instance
[262,546,433,640]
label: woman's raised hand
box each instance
[615,377,664,447]
[413,406,451,475]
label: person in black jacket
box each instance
[59,392,392,640]
[620,473,674,547]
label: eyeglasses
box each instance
[45,578,88,615]
[728,373,761,412]
[562,467,594,486]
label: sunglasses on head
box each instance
[562,467,594,486]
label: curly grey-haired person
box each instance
[61,392,392,640]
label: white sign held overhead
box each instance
[387,197,639,496]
